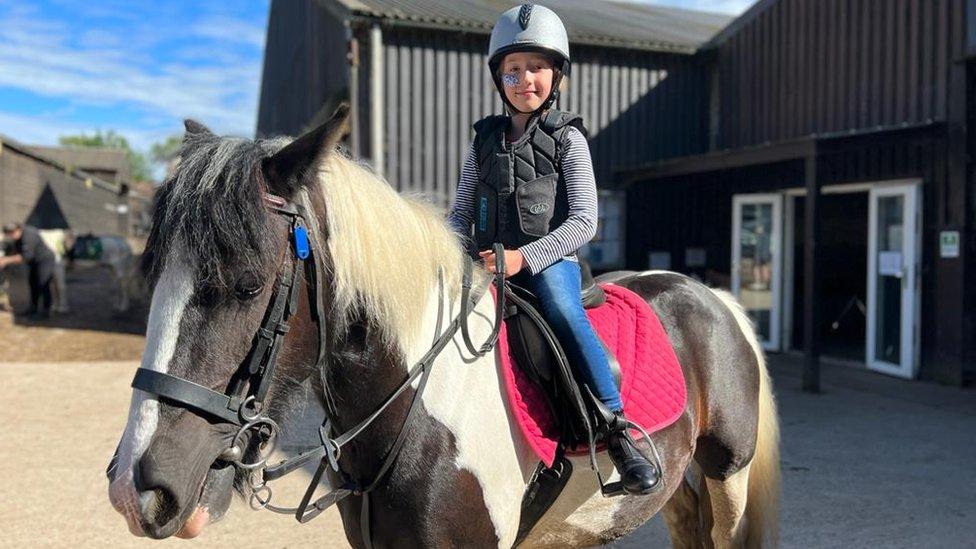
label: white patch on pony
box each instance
[411,273,536,547]
[521,454,629,546]
[414,277,637,547]
[705,463,751,547]
[108,252,194,535]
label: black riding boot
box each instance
[606,412,662,495]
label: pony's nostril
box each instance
[138,488,179,532]
[138,490,157,516]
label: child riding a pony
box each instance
[448,3,661,495]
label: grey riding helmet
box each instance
[488,4,570,113]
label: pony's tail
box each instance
[709,289,781,547]
[747,348,781,547]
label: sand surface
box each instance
[0,360,351,548]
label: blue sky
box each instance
[0,0,753,163]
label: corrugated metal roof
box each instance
[331,0,733,53]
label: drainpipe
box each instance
[369,23,384,177]
[347,24,360,157]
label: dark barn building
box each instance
[621,0,975,386]
[257,0,731,269]
[258,0,974,386]
[0,136,132,236]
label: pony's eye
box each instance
[234,273,263,301]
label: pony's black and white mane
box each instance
[143,129,471,358]
[142,132,290,289]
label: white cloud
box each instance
[0,3,266,148]
[191,16,267,49]
[695,0,755,14]
[0,110,169,152]
[635,0,755,15]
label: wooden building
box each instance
[620,0,974,386]
[0,136,132,236]
[257,0,731,268]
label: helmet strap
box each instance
[540,70,564,111]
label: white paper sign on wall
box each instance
[940,231,960,258]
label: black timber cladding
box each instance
[708,0,967,150]
[257,0,351,137]
[625,126,953,382]
[257,0,727,207]
[621,0,975,385]
[353,26,712,206]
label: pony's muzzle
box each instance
[134,454,189,538]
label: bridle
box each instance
[129,192,506,532]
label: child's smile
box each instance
[500,51,555,113]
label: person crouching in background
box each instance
[0,223,57,319]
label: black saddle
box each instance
[502,259,621,446]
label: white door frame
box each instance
[780,179,920,356]
[866,182,922,378]
[732,194,783,351]
[782,195,796,351]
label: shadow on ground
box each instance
[612,354,975,548]
[3,263,148,335]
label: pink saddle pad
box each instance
[496,283,686,467]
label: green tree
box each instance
[150,135,182,164]
[58,130,152,182]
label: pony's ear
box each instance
[261,102,350,198]
[183,119,213,139]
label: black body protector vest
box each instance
[471,109,587,255]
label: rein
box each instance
[129,194,506,534]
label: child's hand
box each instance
[479,249,525,276]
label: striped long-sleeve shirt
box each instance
[446,126,598,275]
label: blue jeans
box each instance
[511,259,623,411]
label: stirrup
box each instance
[583,388,665,497]
[607,419,664,495]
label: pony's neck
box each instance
[324,317,412,477]
[307,156,509,480]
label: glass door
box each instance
[732,194,783,351]
[866,184,920,378]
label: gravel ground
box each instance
[613,356,976,549]
[0,360,347,549]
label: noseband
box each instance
[130,192,505,530]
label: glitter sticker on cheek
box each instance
[502,73,520,87]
